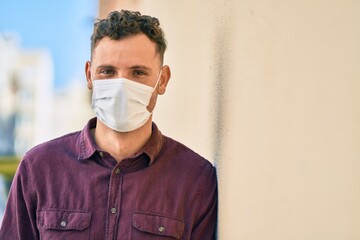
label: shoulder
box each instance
[159,136,217,204]
[160,135,216,182]
[162,135,213,165]
[22,131,81,165]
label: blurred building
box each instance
[0,1,96,221]
[0,34,54,156]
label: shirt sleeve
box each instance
[0,158,39,239]
[191,165,218,240]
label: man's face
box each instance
[88,34,162,86]
[85,33,170,112]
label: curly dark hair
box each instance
[90,10,167,63]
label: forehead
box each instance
[92,34,160,67]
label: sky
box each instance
[0,0,98,89]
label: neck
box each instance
[92,117,153,161]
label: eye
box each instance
[100,69,115,75]
[132,69,147,77]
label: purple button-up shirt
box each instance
[0,118,217,239]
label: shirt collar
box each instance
[77,118,164,165]
[78,117,98,160]
[142,122,164,165]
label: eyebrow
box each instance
[95,64,116,71]
[130,65,152,72]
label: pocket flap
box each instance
[133,212,184,239]
[39,209,92,231]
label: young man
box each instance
[0,10,217,239]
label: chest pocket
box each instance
[38,209,92,240]
[132,212,185,239]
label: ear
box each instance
[158,65,171,95]
[85,61,93,90]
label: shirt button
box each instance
[114,168,121,175]
[99,151,104,157]
[110,207,117,214]
[60,220,67,227]
[158,226,165,233]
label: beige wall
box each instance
[100,0,360,239]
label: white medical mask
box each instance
[91,71,162,132]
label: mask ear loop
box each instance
[152,69,163,93]
[148,69,163,114]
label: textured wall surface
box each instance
[214,1,360,239]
